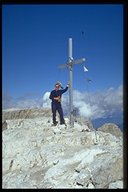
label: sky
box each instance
[2,4,123,122]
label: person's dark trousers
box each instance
[52,103,65,124]
[52,103,57,124]
[57,104,65,124]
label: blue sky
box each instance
[2,4,123,121]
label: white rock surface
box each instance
[108,180,123,189]
[2,111,123,189]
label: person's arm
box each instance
[60,86,68,94]
[49,91,54,100]
[54,96,61,102]
[60,83,70,94]
[49,91,60,102]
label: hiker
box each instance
[49,81,70,126]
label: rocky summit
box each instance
[2,108,123,189]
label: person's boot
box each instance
[51,121,58,126]
[60,120,66,126]
[60,122,65,125]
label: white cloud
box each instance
[104,85,123,108]
[70,85,123,120]
[74,100,92,117]
[42,92,51,108]
[2,93,15,109]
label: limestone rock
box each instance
[97,123,123,137]
[2,108,51,121]
[2,121,8,131]
[108,180,123,189]
[2,108,123,189]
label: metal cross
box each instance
[59,38,85,127]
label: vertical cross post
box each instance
[58,38,86,127]
[68,38,74,127]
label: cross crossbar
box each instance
[59,58,86,69]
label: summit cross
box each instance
[59,38,86,127]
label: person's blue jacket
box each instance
[49,86,68,105]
